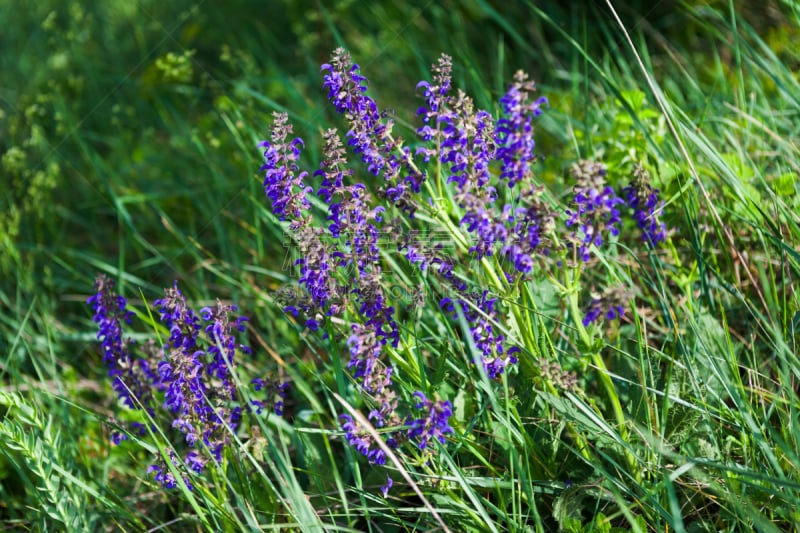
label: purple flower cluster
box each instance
[339,388,456,469]
[407,392,454,453]
[414,56,557,280]
[565,160,625,263]
[323,47,426,214]
[495,71,549,188]
[346,322,398,427]
[88,276,284,489]
[317,129,387,271]
[440,290,520,378]
[259,112,312,223]
[289,224,340,327]
[340,413,390,466]
[87,275,155,411]
[154,285,247,461]
[583,296,624,326]
[201,300,251,379]
[623,164,667,246]
[416,54,453,153]
[257,52,464,495]
[322,48,390,177]
[87,274,132,366]
[440,96,496,191]
[583,287,631,326]
[271,123,400,348]
[146,449,183,490]
[412,55,668,292]
[260,118,408,468]
[500,186,557,275]
[388,59,555,377]
[251,377,289,416]
[447,103,506,259]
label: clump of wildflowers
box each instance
[258,51,463,495]
[413,58,556,280]
[254,47,673,497]
[153,286,251,461]
[88,276,284,489]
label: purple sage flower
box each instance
[90,276,284,490]
[407,392,454,452]
[416,53,453,150]
[340,414,394,466]
[499,186,557,275]
[321,48,390,176]
[439,290,518,378]
[565,160,625,262]
[323,48,425,214]
[583,286,631,326]
[87,275,155,411]
[259,112,312,223]
[200,300,250,380]
[252,377,289,416]
[380,476,393,497]
[623,164,667,246]
[495,70,548,189]
[154,284,251,470]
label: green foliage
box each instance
[0,392,112,530]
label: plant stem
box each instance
[566,286,638,478]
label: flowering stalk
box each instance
[495,71,548,188]
[259,112,311,224]
[87,275,156,412]
[623,164,667,246]
[321,49,390,176]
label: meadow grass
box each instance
[1,1,800,530]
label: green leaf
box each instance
[453,387,468,424]
[772,172,797,196]
[721,152,755,181]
